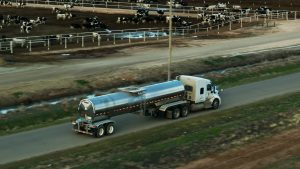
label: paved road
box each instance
[0,72,300,164]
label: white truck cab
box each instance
[177,75,221,110]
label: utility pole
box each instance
[168,0,173,81]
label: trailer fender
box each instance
[159,100,188,112]
[93,119,116,128]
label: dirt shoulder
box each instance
[178,127,300,169]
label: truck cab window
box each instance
[200,88,204,94]
[207,84,212,91]
[185,85,193,92]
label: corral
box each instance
[1,0,295,53]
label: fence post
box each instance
[249,16,252,22]
[157,30,159,40]
[105,1,107,8]
[206,27,208,36]
[286,12,288,20]
[29,40,32,52]
[118,2,120,8]
[113,34,116,45]
[295,11,297,20]
[182,29,185,37]
[229,21,232,31]
[240,18,243,28]
[10,41,13,54]
[98,35,101,46]
[131,3,133,10]
[47,39,50,50]
[143,31,146,42]
[270,12,273,20]
[129,32,131,43]
[64,38,67,49]
[217,24,219,34]
[81,36,84,47]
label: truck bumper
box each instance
[73,129,94,136]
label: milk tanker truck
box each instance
[72,75,221,137]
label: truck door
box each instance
[199,87,206,102]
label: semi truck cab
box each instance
[177,75,221,109]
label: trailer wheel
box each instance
[105,123,115,135]
[212,99,220,109]
[172,108,181,119]
[94,126,105,138]
[151,111,159,118]
[181,106,189,117]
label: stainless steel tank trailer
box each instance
[72,75,221,137]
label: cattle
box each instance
[233,5,241,10]
[166,15,181,24]
[12,38,26,46]
[0,0,12,6]
[57,13,72,20]
[20,22,32,34]
[217,3,226,9]
[16,2,26,8]
[157,9,164,15]
[64,3,74,11]
[82,16,109,30]
[256,6,272,16]
[52,7,60,13]
[180,20,192,27]
[207,5,217,10]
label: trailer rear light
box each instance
[72,121,76,125]
[91,126,97,128]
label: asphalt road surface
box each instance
[0,72,300,164]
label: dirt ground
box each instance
[177,126,300,169]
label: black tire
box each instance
[172,108,181,119]
[105,123,115,135]
[212,99,220,109]
[94,125,105,138]
[180,106,190,117]
[152,111,159,118]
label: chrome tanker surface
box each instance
[86,80,185,113]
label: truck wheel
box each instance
[94,126,105,138]
[212,99,220,109]
[106,123,115,135]
[181,106,189,117]
[151,111,159,118]
[172,108,181,119]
